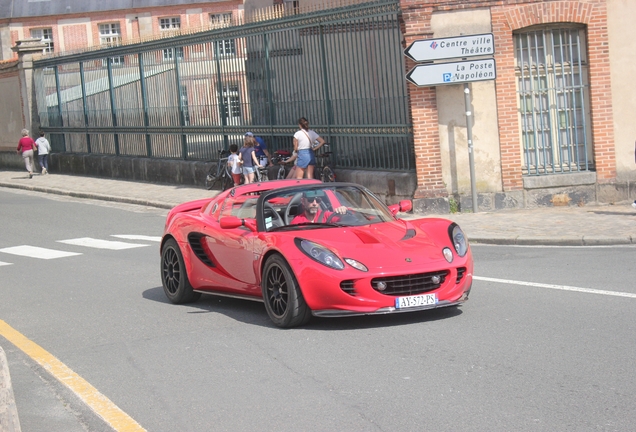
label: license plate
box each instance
[395,293,438,309]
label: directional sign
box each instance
[404,33,494,62]
[406,58,496,87]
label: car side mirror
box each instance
[220,216,257,232]
[399,200,412,213]
[388,200,412,216]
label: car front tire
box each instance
[262,254,311,328]
[161,238,201,304]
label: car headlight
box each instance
[448,223,468,257]
[295,239,344,270]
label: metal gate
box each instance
[33,0,414,171]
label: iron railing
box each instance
[33,0,414,171]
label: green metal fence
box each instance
[33,0,414,171]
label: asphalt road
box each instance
[1,188,636,431]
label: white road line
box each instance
[58,238,149,250]
[0,261,13,266]
[474,276,636,299]
[111,235,161,242]
[0,245,82,260]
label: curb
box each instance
[0,181,174,210]
[469,236,634,246]
[0,346,21,432]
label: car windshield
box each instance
[261,185,395,231]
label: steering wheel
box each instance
[284,193,303,225]
[326,209,354,224]
[264,203,284,229]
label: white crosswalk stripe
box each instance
[111,235,161,242]
[0,245,82,260]
[57,237,149,250]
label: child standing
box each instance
[239,136,263,184]
[227,144,242,186]
[35,131,51,175]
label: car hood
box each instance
[295,220,450,271]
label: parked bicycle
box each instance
[270,149,293,180]
[314,143,335,182]
[205,149,233,190]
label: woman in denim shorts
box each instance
[293,117,326,179]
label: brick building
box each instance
[1,0,635,211]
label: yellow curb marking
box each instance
[0,320,146,432]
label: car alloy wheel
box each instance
[262,254,311,328]
[161,238,200,304]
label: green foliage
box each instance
[449,196,459,214]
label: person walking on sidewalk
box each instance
[35,131,51,175]
[16,128,36,178]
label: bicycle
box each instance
[204,149,233,190]
[253,164,270,183]
[314,143,335,182]
[270,149,293,180]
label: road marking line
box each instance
[0,261,12,266]
[0,245,82,259]
[474,276,636,299]
[58,238,149,250]
[111,235,161,242]
[0,320,146,432]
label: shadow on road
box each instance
[143,286,464,330]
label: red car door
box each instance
[204,196,259,291]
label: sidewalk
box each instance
[1,169,636,246]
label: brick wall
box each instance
[492,0,615,190]
[4,1,241,59]
[401,0,614,197]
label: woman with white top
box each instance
[293,117,326,180]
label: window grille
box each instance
[514,26,593,175]
[30,28,54,54]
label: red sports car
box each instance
[160,179,473,328]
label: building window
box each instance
[160,17,182,60]
[30,28,54,54]
[221,83,241,124]
[99,23,124,65]
[213,39,236,57]
[210,13,232,29]
[514,26,593,175]
[210,14,235,56]
[180,85,190,126]
[160,17,181,31]
[163,47,184,61]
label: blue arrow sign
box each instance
[406,58,496,87]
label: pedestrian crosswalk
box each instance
[0,235,160,266]
[0,245,82,260]
[58,237,148,250]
